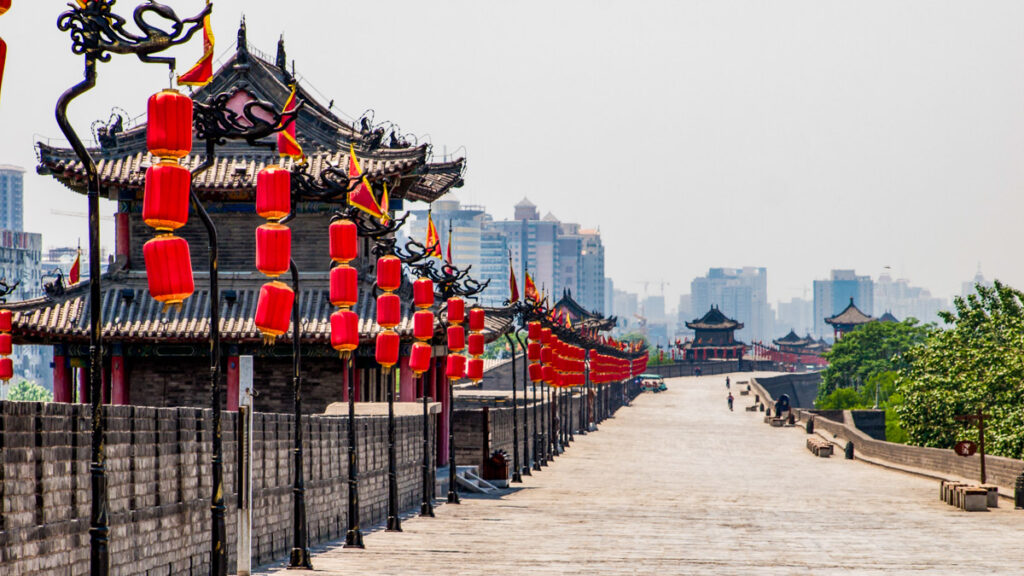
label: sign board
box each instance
[954,440,977,457]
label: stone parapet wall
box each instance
[0,401,434,576]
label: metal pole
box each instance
[447,375,460,503]
[55,57,109,576]
[979,407,987,485]
[515,334,532,476]
[288,261,312,568]
[386,367,402,531]
[568,386,575,442]
[505,334,522,483]
[236,356,254,576]
[531,351,541,471]
[344,355,364,548]
[420,373,434,517]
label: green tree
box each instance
[818,319,931,401]
[815,370,909,443]
[895,281,1024,458]
[8,380,53,403]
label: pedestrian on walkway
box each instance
[726,376,730,389]
[727,392,734,411]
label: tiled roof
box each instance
[825,299,874,327]
[8,271,512,345]
[878,311,899,323]
[686,306,743,331]
[552,289,617,331]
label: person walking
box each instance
[726,376,730,389]
[727,392,734,411]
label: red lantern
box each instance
[142,162,190,231]
[446,354,466,380]
[413,277,434,309]
[254,281,294,342]
[468,333,485,357]
[375,330,400,368]
[376,293,401,329]
[143,234,194,306]
[256,223,291,277]
[0,309,10,332]
[447,297,464,325]
[0,357,10,382]
[330,309,360,355]
[468,308,485,332]
[0,2,9,16]
[413,310,434,341]
[377,255,402,292]
[329,219,358,264]
[447,325,465,352]
[467,358,484,382]
[542,365,555,384]
[329,265,358,309]
[147,89,193,159]
[410,341,432,374]
[528,321,542,341]
[527,342,541,362]
[528,362,543,382]
[256,165,291,221]
[0,333,10,356]
[541,328,552,345]
[540,346,553,365]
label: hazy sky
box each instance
[2,1,1023,307]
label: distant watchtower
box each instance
[824,298,875,340]
[678,306,746,361]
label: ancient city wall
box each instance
[0,401,434,576]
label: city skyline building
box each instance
[691,267,772,343]
[813,269,874,338]
[874,272,948,324]
[0,165,25,232]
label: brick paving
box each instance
[260,373,1024,575]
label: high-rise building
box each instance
[874,272,947,324]
[961,266,993,299]
[478,221,510,307]
[690,267,771,343]
[407,197,485,273]
[604,278,614,322]
[578,229,605,316]
[612,289,639,333]
[555,219,581,300]
[776,297,814,337]
[489,198,559,300]
[0,165,25,232]
[813,269,873,337]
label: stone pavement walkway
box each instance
[260,373,1024,575]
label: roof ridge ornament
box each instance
[235,16,250,69]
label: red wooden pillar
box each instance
[53,345,72,403]
[398,354,415,402]
[226,353,240,411]
[111,343,128,405]
[77,366,87,404]
[115,211,130,266]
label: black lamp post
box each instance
[343,351,364,548]
[54,3,209,574]
[505,333,522,483]
[514,333,532,476]
[420,368,435,517]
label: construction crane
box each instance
[633,280,670,297]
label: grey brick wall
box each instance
[0,401,435,576]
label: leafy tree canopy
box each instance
[895,281,1024,458]
[818,319,932,400]
[8,380,53,403]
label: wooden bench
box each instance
[806,437,833,457]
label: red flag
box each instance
[379,182,391,225]
[0,38,6,105]
[277,84,304,160]
[69,249,81,284]
[524,272,539,302]
[508,262,520,302]
[176,1,214,86]
[347,144,384,218]
[445,226,453,267]
[425,211,441,257]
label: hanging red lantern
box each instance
[468,333,485,357]
[254,281,294,343]
[0,2,10,17]
[255,223,291,277]
[445,354,466,380]
[542,365,555,385]
[0,357,10,382]
[143,234,194,306]
[330,309,360,355]
[142,161,190,231]
[329,265,358,309]
[375,330,400,368]
[541,328,552,345]
[447,325,465,352]
[447,297,464,325]
[540,346,553,365]
[528,321,542,341]
[0,333,10,356]
[468,308,485,332]
[376,255,402,292]
[376,293,401,329]
[329,219,359,264]
[413,277,434,309]
[147,89,193,159]
[413,310,434,341]
[0,308,10,332]
[467,358,484,382]
[528,362,543,382]
[527,342,541,362]
[256,165,291,221]
[410,341,432,374]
